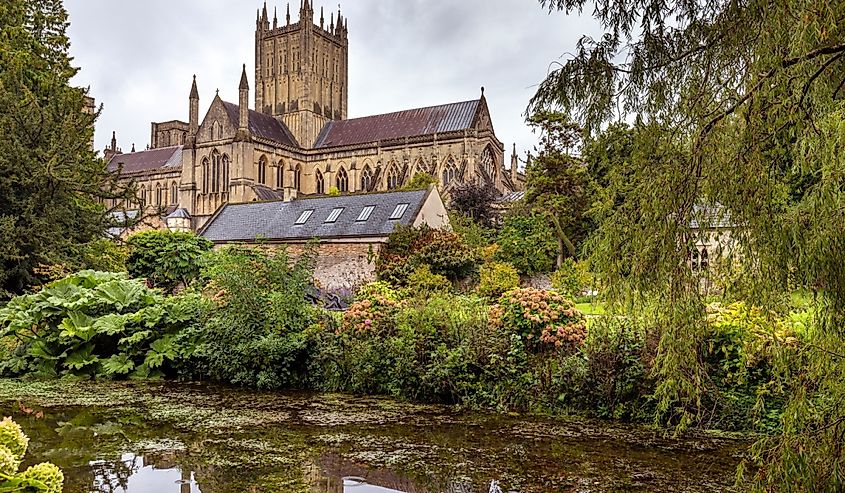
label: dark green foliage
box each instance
[0,271,209,380]
[0,0,133,298]
[550,318,653,420]
[377,225,479,284]
[494,213,557,275]
[198,245,318,389]
[524,112,592,264]
[448,182,499,227]
[126,231,213,292]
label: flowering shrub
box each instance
[0,417,63,492]
[377,225,479,284]
[492,288,587,351]
[342,293,404,336]
[477,262,520,298]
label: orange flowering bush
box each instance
[492,288,587,352]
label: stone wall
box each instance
[280,242,381,291]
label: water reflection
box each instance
[89,454,201,493]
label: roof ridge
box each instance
[336,99,480,123]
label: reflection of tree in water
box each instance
[89,455,140,492]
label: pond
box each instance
[0,380,748,492]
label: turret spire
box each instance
[261,1,268,22]
[273,6,278,29]
[238,64,249,133]
[286,3,291,24]
[320,6,324,29]
[189,74,199,100]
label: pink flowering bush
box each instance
[492,288,587,352]
[341,283,404,336]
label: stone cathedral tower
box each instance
[255,1,349,148]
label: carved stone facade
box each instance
[105,1,524,230]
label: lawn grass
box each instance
[575,301,607,316]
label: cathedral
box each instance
[105,1,524,230]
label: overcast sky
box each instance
[65,0,601,164]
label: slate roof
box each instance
[313,100,480,149]
[107,146,183,175]
[106,210,140,238]
[252,184,284,201]
[690,204,735,229]
[201,188,432,242]
[222,101,299,147]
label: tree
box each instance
[449,182,499,227]
[495,212,557,275]
[531,0,845,489]
[0,0,132,298]
[524,111,592,266]
[125,230,213,293]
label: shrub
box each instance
[449,183,499,227]
[449,213,495,250]
[342,292,404,336]
[492,288,587,352]
[0,271,209,380]
[0,417,63,493]
[477,262,519,299]
[377,225,479,284]
[550,258,589,298]
[495,214,557,275]
[126,230,213,292]
[701,302,791,431]
[405,265,452,298]
[402,173,437,190]
[199,245,317,389]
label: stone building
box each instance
[104,1,524,231]
[200,186,449,289]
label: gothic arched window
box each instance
[415,158,428,175]
[386,163,401,190]
[139,186,146,208]
[294,165,302,192]
[480,146,496,181]
[155,183,162,206]
[201,158,209,194]
[336,166,349,192]
[258,156,268,185]
[360,165,373,191]
[315,169,325,194]
[211,121,221,141]
[442,158,459,186]
[171,182,178,205]
[276,161,284,189]
[211,151,221,193]
[222,155,230,193]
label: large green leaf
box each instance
[145,336,177,369]
[102,354,135,376]
[94,280,146,311]
[118,330,152,348]
[64,345,99,370]
[59,311,97,342]
[92,314,127,336]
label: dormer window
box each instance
[325,208,344,223]
[295,209,314,225]
[389,203,409,220]
[357,206,375,222]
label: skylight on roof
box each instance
[357,206,375,222]
[389,203,410,220]
[325,208,344,223]
[294,209,314,225]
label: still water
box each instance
[0,380,747,492]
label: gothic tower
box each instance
[255,1,349,148]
